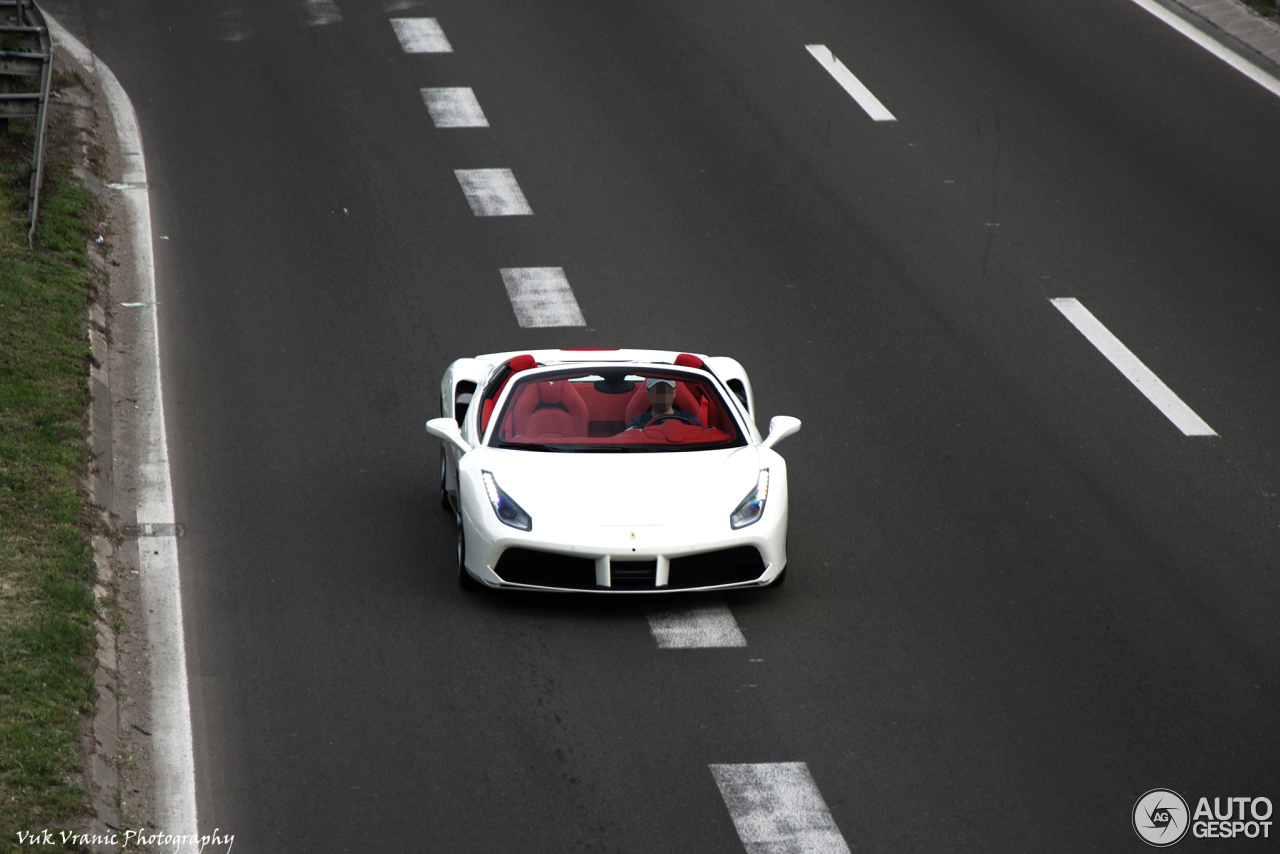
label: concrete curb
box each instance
[49,21,164,852]
[50,9,200,849]
[67,59,126,846]
[1167,0,1280,70]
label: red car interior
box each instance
[490,369,742,447]
[480,354,538,432]
[623,383,702,425]
[509,380,590,438]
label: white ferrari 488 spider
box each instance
[425,349,800,591]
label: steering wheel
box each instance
[649,413,698,425]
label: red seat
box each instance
[511,380,590,438]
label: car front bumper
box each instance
[458,489,789,593]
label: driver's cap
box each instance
[646,377,676,390]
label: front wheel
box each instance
[457,510,480,590]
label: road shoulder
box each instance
[1165,0,1280,71]
[47,16,183,852]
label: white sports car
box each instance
[425,349,800,592]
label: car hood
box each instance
[472,445,763,528]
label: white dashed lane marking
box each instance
[499,268,586,328]
[711,763,852,854]
[1050,298,1216,436]
[300,0,341,26]
[391,17,453,53]
[805,45,896,122]
[454,168,533,216]
[647,596,747,648]
[421,87,489,128]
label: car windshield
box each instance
[487,368,746,452]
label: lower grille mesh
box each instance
[610,560,657,590]
[492,546,768,590]
[494,548,596,589]
[668,546,767,588]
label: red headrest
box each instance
[507,354,537,372]
[674,353,704,369]
[481,355,538,432]
[537,381,571,405]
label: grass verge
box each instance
[1239,0,1279,21]
[0,71,107,851]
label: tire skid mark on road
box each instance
[647,596,748,648]
[711,763,852,854]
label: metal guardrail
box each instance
[0,0,52,248]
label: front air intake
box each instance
[668,547,766,588]
[610,559,658,590]
[494,548,596,589]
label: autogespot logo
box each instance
[1133,789,1190,847]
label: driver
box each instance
[627,377,702,430]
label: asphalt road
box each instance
[59,0,1280,849]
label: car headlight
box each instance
[481,471,532,531]
[730,469,769,529]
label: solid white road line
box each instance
[421,87,489,128]
[647,596,747,648]
[391,17,452,53]
[300,0,341,26]
[1126,0,1280,101]
[498,267,586,327]
[454,168,533,216]
[48,15,200,851]
[1050,298,1216,436]
[805,45,896,121]
[710,763,852,854]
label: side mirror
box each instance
[760,416,801,450]
[426,417,472,455]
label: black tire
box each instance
[439,446,454,512]
[457,510,481,590]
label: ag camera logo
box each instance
[1133,789,1190,847]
